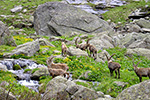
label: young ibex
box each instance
[105,53,121,78]
[48,68,70,79]
[46,55,69,71]
[87,42,97,60]
[133,60,150,82]
[61,42,68,57]
[75,37,90,51]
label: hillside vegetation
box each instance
[0,0,150,99]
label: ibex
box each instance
[61,42,68,57]
[75,37,90,51]
[87,40,97,60]
[48,68,69,79]
[46,55,69,71]
[133,60,150,82]
[105,53,121,78]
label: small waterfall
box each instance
[0,60,13,70]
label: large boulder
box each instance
[33,2,114,36]
[0,21,16,46]
[116,80,150,100]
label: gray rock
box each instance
[42,76,69,100]
[43,76,102,100]
[128,36,150,49]
[116,80,150,100]
[78,70,92,79]
[4,40,40,57]
[113,81,128,88]
[11,5,23,13]
[68,46,88,57]
[126,48,150,59]
[115,32,148,48]
[38,38,55,47]
[34,2,114,36]
[31,67,49,79]
[71,85,100,100]
[0,63,8,71]
[0,21,16,46]
[135,18,150,29]
[89,34,114,50]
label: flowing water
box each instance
[0,58,47,92]
[66,0,126,15]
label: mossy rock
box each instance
[24,69,31,73]
[13,64,21,70]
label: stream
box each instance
[65,0,126,15]
[0,58,47,92]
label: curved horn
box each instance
[75,37,79,46]
[104,53,109,61]
[109,53,115,61]
[135,60,142,67]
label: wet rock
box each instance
[0,63,8,71]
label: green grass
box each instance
[1,35,150,97]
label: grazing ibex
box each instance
[46,55,69,71]
[105,53,121,78]
[61,42,68,57]
[48,68,70,79]
[133,60,150,82]
[75,37,90,51]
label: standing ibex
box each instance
[105,53,121,78]
[133,60,150,82]
[61,42,68,57]
[75,37,90,51]
[87,39,97,60]
[46,55,69,71]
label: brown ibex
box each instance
[46,55,69,71]
[133,60,150,82]
[105,53,121,79]
[75,37,90,51]
[48,68,70,79]
[61,42,68,57]
[87,41,97,60]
